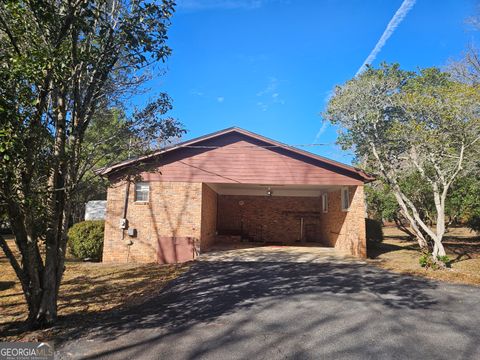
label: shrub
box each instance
[366,218,384,243]
[419,252,451,270]
[419,253,430,268]
[467,214,480,233]
[437,255,451,267]
[68,220,105,261]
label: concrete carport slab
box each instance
[199,246,362,264]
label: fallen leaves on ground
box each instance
[368,227,480,286]
[0,237,188,341]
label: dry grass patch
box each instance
[0,237,189,341]
[368,227,480,286]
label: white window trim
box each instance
[134,182,150,203]
[341,187,350,212]
[322,193,328,213]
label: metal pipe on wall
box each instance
[300,217,304,242]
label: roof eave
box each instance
[96,127,375,182]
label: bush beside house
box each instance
[366,218,384,243]
[68,220,105,261]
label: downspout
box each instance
[300,217,304,242]
[121,181,129,240]
[121,178,133,258]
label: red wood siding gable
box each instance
[103,128,372,185]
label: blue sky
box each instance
[147,0,478,164]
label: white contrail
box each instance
[355,0,416,76]
[314,121,329,143]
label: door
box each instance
[157,236,198,264]
[304,223,318,242]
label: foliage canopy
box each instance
[325,63,480,259]
[0,0,183,327]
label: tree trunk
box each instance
[0,234,40,326]
[393,214,417,239]
[35,260,59,327]
[431,184,448,259]
[431,240,446,258]
[29,90,69,327]
[391,191,429,249]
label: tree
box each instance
[71,106,184,223]
[365,181,417,239]
[0,0,184,328]
[447,173,480,232]
[447,44,480,85]
[446,9,480,233]
[447,9,480,85]
[366,171,480,236]
[325,64,480,263]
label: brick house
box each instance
[99,127,374,263]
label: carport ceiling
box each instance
[207,183,341,197]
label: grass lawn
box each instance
[0,236,189,341]
[368,226,480,286]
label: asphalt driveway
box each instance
[57,249,480,360]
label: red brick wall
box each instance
[217,195,322,243]
[103,181,202,263]
[103,181,366,262]
[200,184,218,251]
[319,186,366,257]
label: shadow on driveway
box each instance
[57,260,480,359]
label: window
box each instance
[341,187,350,211]
[134,182,149,202]
[322,193,328,213]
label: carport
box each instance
[209,183,339,244]
[200,182,367,257]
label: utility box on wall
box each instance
[119,218,128,229]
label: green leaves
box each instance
[67,220,105,261]
[325,63,480,181]
[0,0,182,325]
[326,63,480,245]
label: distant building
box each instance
[85,200,107,220]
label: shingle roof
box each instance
[96,127,374,182]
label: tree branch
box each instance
[0,234,25,284]
[0,11,21,55]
